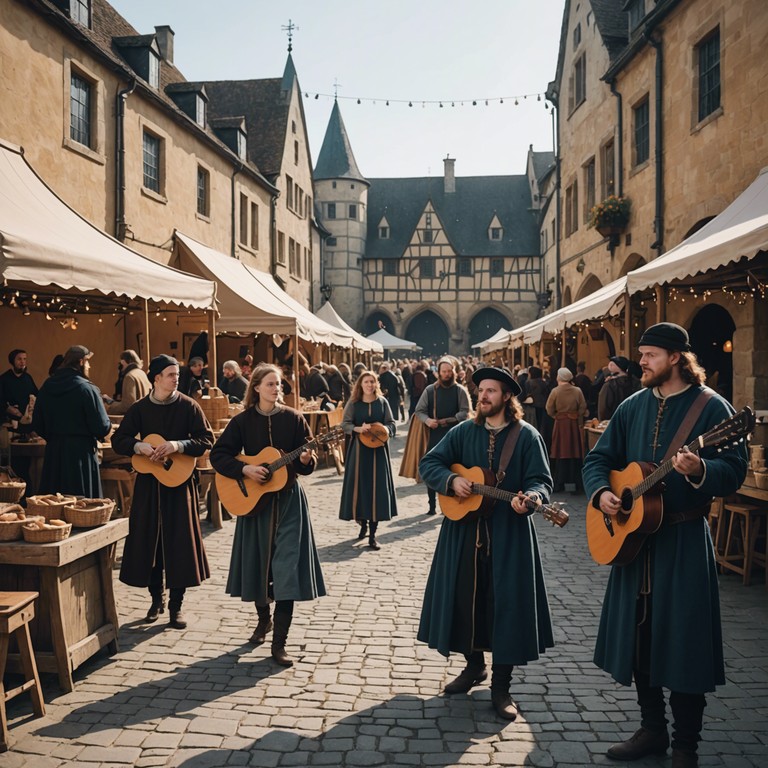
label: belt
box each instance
[664,503,711,526]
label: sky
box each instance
[110,1,565,179]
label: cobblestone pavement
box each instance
[3,424,767,767]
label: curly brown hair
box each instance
[473,382,524,425]
[677,351,707,386]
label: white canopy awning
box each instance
[627,167,768,294]
[472,327,511,352]
[316,301,383,353]
[0,139,216,310]
[542,277,628,334]
[175,231,353,346]
[366,327,420,350]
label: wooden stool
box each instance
[719,502,767,586]
[100,465,136,517]
[0,591,46,752]
[707,498,727,561]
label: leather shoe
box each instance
[607,727,669,761]
[249,619,273,644]
[368,536,381,550]
[672,749,698,768]
[168,610,187,630]
[491,690,518,721]
[426,508,436,516]
[271,644,294,667]
[444,666,488,694]
[356,523,367,540]
[145,600,165,623]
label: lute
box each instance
[358,422,390,449]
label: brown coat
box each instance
[546,383,587,460]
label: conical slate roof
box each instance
[314,101,368,184]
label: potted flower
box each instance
[588,195,631,237]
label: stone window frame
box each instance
[62,57,105,165]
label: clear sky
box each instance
[110,1,565,179]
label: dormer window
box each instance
[114,35,162,89]
[195,94,206,127]
[237,130,247,160]
[379,226,389,239]
[148,51,160,89]
[626,0,645,32]
[71,0,90,26]
[490,227,502,241]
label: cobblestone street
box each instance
[3,424,767,767]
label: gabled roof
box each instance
[365,176,537,260]
[590,0,630,60]
[531,151,556,184]
[314,101,368,184]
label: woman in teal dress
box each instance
[338,371,398,549]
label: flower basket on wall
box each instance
[588,195,631,235]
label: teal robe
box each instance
[339,397,398,522]
[582,385,748,693]
[417,419,554,665]
[210,407,326,604]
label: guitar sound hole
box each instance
[620,488,634,513]
[163,458,173,470]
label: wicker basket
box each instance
[0,480,26,503]
[754,471,768,490]
[196,387,229,423]
[25,494,78,521]
[63,498,115,528]
[22,521,72,543]
[0,511,44,541]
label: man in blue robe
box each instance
[418,366,554,720]
[583,323,748,768]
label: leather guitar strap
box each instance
[495,421,522,485]
[661,387,715,462]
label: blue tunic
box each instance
[582,385,748,692]
[339,397,398,522]
[417,419,555,665]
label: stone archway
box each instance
[688,303,735,403]
[619,252,647,277]
[364,310,394,336]
[404,310,450,358]
[576,274,603,301]
[468,307,511,349]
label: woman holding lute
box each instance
[338,371,398,549]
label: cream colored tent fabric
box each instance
[472,327,511,353]
[542,278,627,334]
[365,328,420,350]
[627,167,768,294]
[316,300,383,353]
[175,231,353,346]
[0,140,216,309]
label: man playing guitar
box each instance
[583,323,748,768]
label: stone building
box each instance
[314,101,546,357]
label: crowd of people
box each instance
[0,323,748,767]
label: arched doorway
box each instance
[404,310,449,358]
[468,307,510,349]
[364,311,393,336]
[688,304,735,403]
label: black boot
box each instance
[669,690,705,766]
[356,520,368,540]
[426,488,437,515]
[249,603,273,644]
[444,652,487,694]
[271,601,294,667]
[145,586,165,623]
[490,663,518,721]
[671,749,698,768]
[368,521,380,550]
[607,727,669,760]
[168,587,187,630]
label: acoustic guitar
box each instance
[215,426,344,517]
[438,464,569,527]
[358,422,390,449]
[586,406,755,566]
[131,433,198,488]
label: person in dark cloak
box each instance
[583,323,748,768]
[178,357,205,397]
[338,371,397,549]
[219,360,248,403]
[31,345,111,496]
[377,362,401,422]
[210,364,326,667]
[418,367,554,721]
[113,355,213,630]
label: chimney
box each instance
[155,25,175,63]
[443,155,456,194]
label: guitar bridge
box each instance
[603,514,615,537]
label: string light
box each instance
[302,89,549,107]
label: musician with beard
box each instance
[582,323,747,768]
[414,357,471,515]
[418,367,554,720]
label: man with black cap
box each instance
[0,349,38,423]
[583,322,747,768]
[31,345,111,496]
[112,354,213,630]
[597,355,641,421]
[418,366,554,721]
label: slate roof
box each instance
[365,176,538,260]
[590,0,629,60]
[531,151,556,185]
[314,101,368,184]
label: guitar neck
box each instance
[633,438,701,499]
[267,438,319,472]
[470,483,518,504]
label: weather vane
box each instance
[282,19,298,53]
[333,78,342,100]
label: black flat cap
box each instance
[471,366,522,397]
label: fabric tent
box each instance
[316,301,383,353]
[366,327,420,350]
[0,140,216,310]
[542,278,627,334]
[472,327,511,353]
[627,167,768,294]
[174,232,353,346]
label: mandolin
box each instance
[438,464,569,527]
[586,406,754,566]
[358,422,390,449]
[215,426,344,517]
[131,433,198,488]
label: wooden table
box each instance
[0,517,129,691]
[303,408,344,472]
[736,472,768,503]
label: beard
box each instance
[641,363,673,390]
[478,399,506,419]
[438,373,455,387]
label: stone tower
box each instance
[313,100,369,329]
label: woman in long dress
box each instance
[338,371,398,550]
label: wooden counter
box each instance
[737,472,768,503]
[0,516,129,691]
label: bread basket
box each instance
[0,504,44,541]
[63,498,115,528]
[25,494,78,521]
[22,520,72,543]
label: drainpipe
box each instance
[270,191,279,278]
[115,78,137,241]
[609,79,624,198]
[230,161,243,258]
[552,106,562,310]
[647,33,664,254]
